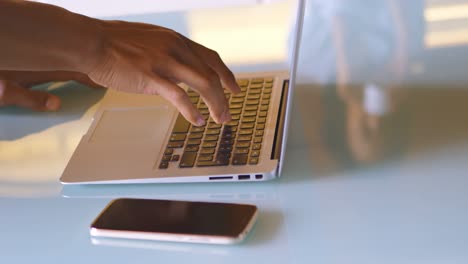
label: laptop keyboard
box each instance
[159,77,273,169]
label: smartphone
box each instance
[90,198,258,245]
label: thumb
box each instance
[0,80,61,111]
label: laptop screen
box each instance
[36,0,300,74]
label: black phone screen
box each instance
[91,198,257,237]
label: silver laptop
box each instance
[60,0,304,184]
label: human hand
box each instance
[0,71,102,111]
[86,21,240,126]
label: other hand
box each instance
[0,71,102,111]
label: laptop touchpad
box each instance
[90,107,172,142]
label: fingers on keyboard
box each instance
[159,77,272,169]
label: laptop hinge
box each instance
[271,80,289,160]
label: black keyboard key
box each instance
[246,99,259,105]
[233,92,246,98]
[162,155,171,161]
[262,94,271,99]
[197,161,225,167]
[202,142,217,148]
[245,105,258,111]
[221,132,235,139]
[231,98,244,103]
[159,161,169,169]
[236,142,250,148]
[167,142,184,148]
[230,103,243,109]
[238,135,252,141]
[200,148,215,155]
[252,144,262,150]
[172,115,191,134]
[248,89,261,94]
[251,150,260,157]
[230,109,242,115]
[263,88,272,94]
[260,105,269,111]
[170,134,186,142]
[206,129,220,135]
[240,123,255,129]
[261,99,270,105]
[218,145,233,153]
[186,139,201,146]
[188,133,203,139]
[171,154,180,162]
[208,123,222,129]
[253,137,263,143]
[197,155,229,167]
[241,117,256,123]
[264,82,273,88]
[216,153,231,163]
[225,126,238,132]
[232,154,248,165]
[257,117,266,123]
[185,145,199,152]
[220,139,235,146]
[198,154,213,162]
[199,109,210,115]
[259,111,268,117]
[239,129,253,135]
[234,148,249,155]
[256,124,265,130]
[204,135,219,141]
[249,157,259,165]
[255,130,264,137]
[243,111,257,117]
[164,148,174,155]
[237,79,249,87]
[191,127,205,133]
[179,152,197,168]
[247,94,260,100]
[225,123,238,129]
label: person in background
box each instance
[298,0,424,167]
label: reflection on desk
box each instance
[90,237,230,256]
[0,82,104,197]
[2,0,468,263]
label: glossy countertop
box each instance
[2,0,468,263]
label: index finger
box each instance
[161,56,230,124]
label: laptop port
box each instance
[255,174,263,180]
[238,175,250,180]
[209,176,233,180]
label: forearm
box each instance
[0,0,102,73]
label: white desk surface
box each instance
[2,0,468,263]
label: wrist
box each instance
[0,0,107,73]
[65,15,106,74]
